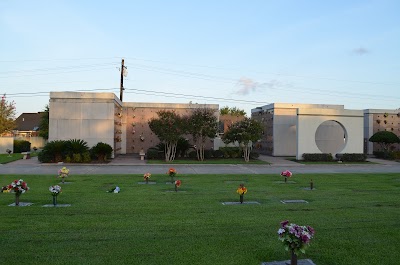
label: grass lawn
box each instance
[0,153,24,164]
[0,153,39,164]
[1,173,399,264]
[147,158,268,164]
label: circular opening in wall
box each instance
[315,120,347,154]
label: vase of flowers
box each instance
[49,185,62,206]
[7,179,29,206]
[167,168,177,183]
[58,167,69,183]
[236,184,247,204]
[143,172,151,184]
[174,180,181,192]
[280,170,293,183]
[277,220,315,265]
[6,148,12,157]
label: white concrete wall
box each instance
[0,137,14,153]
[296,109,364,160]
[49,92,122,155]
[273,108,297,156]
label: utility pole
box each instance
[119,59,125,101]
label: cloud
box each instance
[352,47,370,55]
[235,77,286,95]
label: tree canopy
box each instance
[222,118,263,162]
[369,131,400,154]
[187,108,218,161]
[39,105,49,139]
[0,94,16,135]
[148,110,186,161]
[219,106,246,116]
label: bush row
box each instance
[302,153,333,162]
[146,146,259,160]
[13,140,31,153]
[337,153,367,162]
[373,151,400,160]
[38,139,113,163]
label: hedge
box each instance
[302,153,333,162]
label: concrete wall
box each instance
[0,137,14,153]
[49,92,122,156]
[272,108,297,156]
[123,102,219,154]
[296,109,364,160]
[364,109,400,154]
[14,136,47,149]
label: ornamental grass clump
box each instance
[236,184,247,203]
[278,220,315,265]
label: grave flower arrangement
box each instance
[174,180,181,192]
[236,184,247,204]
[6,148,12,156]
[49,185,62,206]
[281,170,293,183]
[167,168,177,182]
[58,167,69,183]
[277,220,315,265]
[143,172,151,184]
[8,179,29,206]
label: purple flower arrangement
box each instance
[278,220,315,255]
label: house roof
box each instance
[15,112,44,131]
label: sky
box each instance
[1,0,399,117]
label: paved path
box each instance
[1,155,399,175]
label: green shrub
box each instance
[340,153,367,162]
[212,149,224,158]
[204,149,213,159]
[188,151,197,159]
[37,150,53,163]
[66,139,89,156]
[302,153,333,162]
[72,153,82,163]
[219,147,241,158]
[14,140,31,153]
[65,155,71,163]
[82,152,91,163]
[146,148,160,160]
[90,142,113,162]
[250,151,260,159]
[176,138,190,157]
[38,140,67,163]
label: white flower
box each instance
[278,228,285,235]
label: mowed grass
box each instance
[1,173,399,265]
[0,153,23,164]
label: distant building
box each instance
[364,109,400,154]
[49,92,219,156]
[14,112,43,137]
[251,103,364,160]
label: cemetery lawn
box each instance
[0,153,23,164]
[1,173,399,265]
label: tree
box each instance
[219,106,246,116]
[187,108,218,161]
[148,110,186,161]
[222,118,263,162]
[0,94,16,135]
[369,131,400,157]
[39,105,49,139]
